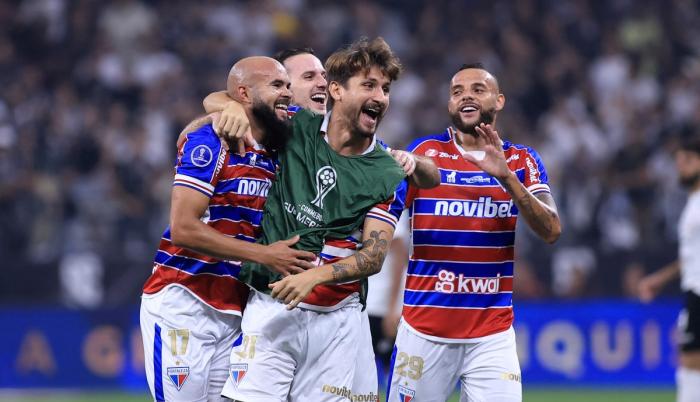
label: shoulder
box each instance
[181,123,219,148]
[407,130,452,154]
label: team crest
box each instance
[397,384,415,402]
[230,363,248,385]
[311,166,337,208]
[167,366,190,391]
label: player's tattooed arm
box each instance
[504,178,561,243]
[269,217,396,310]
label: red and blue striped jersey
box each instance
[142,124,277,315]
[402,127,550,341]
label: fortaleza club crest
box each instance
[311,166,337,208]
[398,384,415,402]
[167,366,190,391]
[230,363,248,385]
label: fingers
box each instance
[282,235,301,245]
[243,129,257,148]
[215,113,228,135]
[237,139,246,157]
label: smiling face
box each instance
[248,63,293,122]
[283,53,328,114]
[447,68,505,135]
[330,65,391,138]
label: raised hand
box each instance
[461,123,511,181]
[261,235,317,277]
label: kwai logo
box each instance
[311,166,337,208]
[434,270,501,294]
[433,197,514,218]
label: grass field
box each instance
[0,389,675,402]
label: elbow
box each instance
[170,221,195,248]
[544,221,562,244]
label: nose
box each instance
[282,85,293,98]
[371,86,388,104]
[315,76,327,90]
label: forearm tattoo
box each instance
[331,230,389,282]
[516,192,558,238]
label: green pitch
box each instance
[0,389,675,402]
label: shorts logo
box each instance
[167,366,189,390]
[397,384,415,402]
[230,363,248,385]
[191,145,213,167]
[311,166,336,208]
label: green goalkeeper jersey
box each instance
[239,109,406,296]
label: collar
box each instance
[321,110,377,156]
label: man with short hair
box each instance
[639,133,700,402]
[213,37,429,402]
[388,63,561,402]
[139,57,316,402]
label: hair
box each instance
[324,37,402,108]
[274,47,316,65]
[456,62,500,92]
[679,130,700,155]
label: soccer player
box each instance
[139,56,317,402]
[638,134,700,402]
[198,45,437,401]
[387,63,561,402]
[206,37,430,402]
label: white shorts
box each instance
[388,322,521,402]
[141,285,242,402]
[221,290,362,402]
[352,310,380,402]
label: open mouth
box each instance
[460,104,479,114]
[361,104,382,120]
[274,102,289,112]
[310,92,326,106]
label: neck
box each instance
[454,128,488,151]
[327,110,373,156]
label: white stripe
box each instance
[412,244,513,249]
[320,244,356,258]
[403,303,512,310]
[410,258,514,264]
[368,207,398,224]
[174,174,214,193]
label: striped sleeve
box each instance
[366,179,408,229]
[173,124,226,197]
[520,146,550,195]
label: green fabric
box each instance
[240,109,406,293]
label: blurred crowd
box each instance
[1,0,699,307]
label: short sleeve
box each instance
[366,178,408,229]
[173,124,226,197]
[519,146,550,195]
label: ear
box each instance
[237,85,251,104]
[495,93,505,112]
[328,81,343,105]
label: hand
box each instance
[461,123,511,181]
[260,235,317,277]
[638,275,664,303]
[214,102,254,156]
[390,149,416,176]
[269,270,321,310]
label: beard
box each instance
[251,101,293,153]
[450,106,497,136]
[679,172,700,188]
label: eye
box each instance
[474,87,484,94]
[303,73,313,80]
[383,85,390,94]
[363,82,374,88]
[453,89,462,96]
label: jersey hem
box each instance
[401,318,511,344]
[141,283,243,317]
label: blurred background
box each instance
[1,0,698,400]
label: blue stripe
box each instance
[154,323,164,402]
[214,177,271,195]
[366,214,396,228]
[412,230,515,247]
[408,260,513,277]
[403,290,512,308]
[209,205,263,225]
[386,345,398,402]
[439,169,500,186]
[155,251,241,277]
[232,333,243,349]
